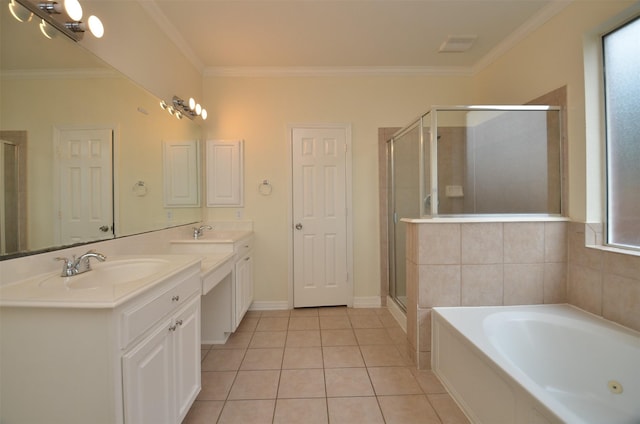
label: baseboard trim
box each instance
[386,296,407,332]
[352,296,382,308]
[249,301,290,311]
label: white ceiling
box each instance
[143,0,569,74]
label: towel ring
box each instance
[258,180,272,196]
[132,180,148,197]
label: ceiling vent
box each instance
[438,35,478,53]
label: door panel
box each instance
[292,127,349,307]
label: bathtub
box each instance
[431,304,640,424]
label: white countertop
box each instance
[0,255,201,309]
[170,230,253,244]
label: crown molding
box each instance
[137,0,205,73]
[1,68,119,80]
[203,66,475,78]
[472,0,573,74]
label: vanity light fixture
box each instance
[9,0,105,41]
[8,0,33,22]
[170,95,207,120]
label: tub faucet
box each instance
[193,225,213,239]
[55,250,107,277]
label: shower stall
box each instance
[387,105,563,311]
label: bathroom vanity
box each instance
[170,230,254,344]
[0,255,203,424]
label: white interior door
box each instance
[56,127,113,245]
[292,126,350,307]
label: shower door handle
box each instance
[295,223,303,230]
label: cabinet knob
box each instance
[171,295,180,302]
[169,324,177,332]
[176,319,183,327]
[295,223,303,230]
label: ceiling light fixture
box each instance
[438,35,478,53]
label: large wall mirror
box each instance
[0,4,202,259]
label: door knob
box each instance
[295,223,303,230]
[99,225,110,232]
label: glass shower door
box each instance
[388,121,424,311]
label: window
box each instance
[603,16,640,250]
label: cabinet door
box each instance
[206,140,244,206]
[122,319,175,424]
[234,254,253,326]
[174,296,201,423]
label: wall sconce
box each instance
[8,0,104,41]
[160,96,208,121]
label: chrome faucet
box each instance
[193,224,213,239]
[54,250,107,277]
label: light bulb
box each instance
[39,19,56,39]
[195,103,202,116]
[9,0,33,22]
[167,106,175,115]
[87,15,104,38]
[160,100,168,110]
[176,111,183,120]
[201,109,208,120]
[64,0,82,21]
[188,97,196,110]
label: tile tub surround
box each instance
[183,307,470,424]
[567,222,640,332]
[405,219,569,369]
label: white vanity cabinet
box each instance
[234,246,254,327]
[122,293,200,424]
[0,259,202,424]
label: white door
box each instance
[56,128,113,245]
[292,126,350,307]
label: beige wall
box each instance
[201,76,472,303]
[472,0,636,222]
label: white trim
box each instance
[137,0,205,72]
[287,123,354,309]
[1,69,118,80]
[386,296,407,332]
[472,0,572,74]
[203,66,473,78]
[249,301,290,311]
[352,296,382,308]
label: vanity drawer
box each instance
[234,237,254,258]
[120,272,201,349]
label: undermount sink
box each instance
[38,258,173,290]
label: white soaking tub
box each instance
[431,304,640,424]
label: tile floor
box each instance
[183,306,470,424]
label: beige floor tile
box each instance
[182,400,224,424]
[360,345,409,367]
[289,316,320,330]
[217,399,276,424]
[319,315,352,329]
[324,367,374,397]
[249,330,287,348]
[368,367,422,395]
[318,306,348,316]
[350,315,384,328]
[428,393,471,424]
[354,328,393,345]
[286,330,321,347]
[197,371,236,400]
[378,394,441,424]
[201,349,246,371]
[327,396,384,424]
[256,317,289,331]
[386,327,409,345]
[201,344,213,350]
[244,310,262,318]
[200,349,209,362]
[290,307,320,317]
[282,346,323,369]
[235,317,259,332]
[322,346,365,368]
[274,398,328,424]
[347,308,379,316]
[321,329,357,346]
[410,369,447,394]
[211,331,252,349]
[277,369,326,398]
[240,348,284,370]
[227,370,280,400]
